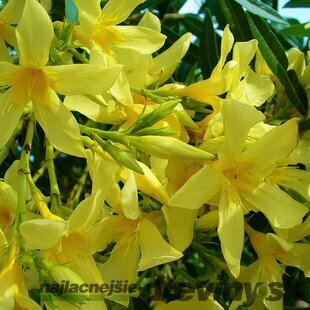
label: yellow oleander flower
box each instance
[230,223,310,310]
[0,241,41,310]
[96,172,182,306]
[73,0,166,57]
[0,0,122,157]
[72,0,166,106]
[169,100,308,277]
[171,25,235,108]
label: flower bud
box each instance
[128,136,214,160]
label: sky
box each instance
[180,0,310,23]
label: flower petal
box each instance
[0,0,24,24]
[239,118,299,172]
[64,94,126,124]
[109,69,134,106]
[139,11,161,32]
[148,33,191,86]
[231,39,257,84]
[0,89,24,149]
[16,0,53,67]
[69,190,106,231]
[272,167,310,201]
[219,100,265,168]
[138,218,183,271]
[33,90,86,157]
[73,0,101,34]
[101,0,144,25]
[99,237,140,307]
[211,25,234,77]
[278,243,310,277]
[218,190,244,278]
[45,64,122,96]
[114,26,166,54]
[162,206,197,252]
[131,162,170,205]
[228,68,275,107]
[120,172,141,220]
[169,164,221,209]
[240,182,308,229]
[0,62,19,85]
[20,219,69,250]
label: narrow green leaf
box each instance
[182,14,203,37]
[284,0,310,8]
[280,23,310,37]
[233,0,288,24]
[247,13,308,116]
[133,0,166,12]
[65,0,78,23]
[199,9,219,79]
[209,0,252,42]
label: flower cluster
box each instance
[0,0,309,309]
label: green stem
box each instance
[32,151,61,182]
[170,263,199,284]
[45,139,62,210]
[68,48,89,63]
[67,166,88,209]
[15,117,35,232]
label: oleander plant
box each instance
[0,0,309,309]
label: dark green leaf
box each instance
[209,0,252,42]
[182,14,203,37]
[233,0,288,24]
[247,13,308,116]
[133,0,166,12]
[280,23,310,37]
[283,0,310,8]
[199,9,220,79]
[169,0,187,12]
[299,119,310,132]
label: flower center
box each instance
[92,25,122,55]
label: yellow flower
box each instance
[0,241,41,310]
[169,100,308,277]
[95,171,182,306]
[73,0,166,57]
[0,0,122,157]
[230,223,310,309]
[170,25,235,107]
[72,0,166,106]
